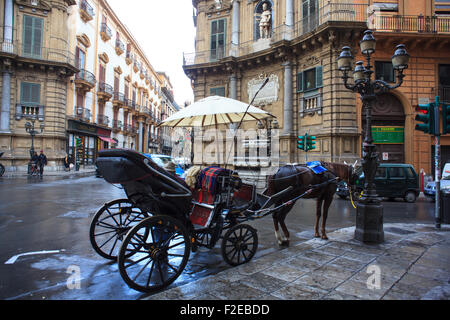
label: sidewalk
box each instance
[145,223,450,300]
[1,167,96,178]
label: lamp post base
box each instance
[355,201,384,243]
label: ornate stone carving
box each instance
[247,73,279,106]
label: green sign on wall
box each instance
[372,126,404,144]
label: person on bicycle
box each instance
[38,150,47,177]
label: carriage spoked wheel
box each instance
[221,224,258,266]
[89,199,149,260]
[117,215,191,293]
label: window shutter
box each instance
[315,66,323,88]
[297,72,304,92]
[21,83,40,104]
[23,16,33,56]
[32,17,43,57]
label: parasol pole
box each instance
[224,78,269,169]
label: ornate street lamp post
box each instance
[337,30,410,243]
[25,117,44,172]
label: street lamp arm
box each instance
[373,73,405,93]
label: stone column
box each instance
[0,70,11,132]
[282,60,293,136]
[3,0,14,51]
[286,0,294,27]
[138,121,143,152]
[230,73,237,100]
[231,0,240,56]
[232,0,240,45]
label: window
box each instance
[435,0,450,14]
[302,0,318,34]
[375,61,395,83]
[405,167,415,179]
[23,15,43,58]
[210,19,226,61]
[439,64,450,103]
[297,66,323,92]
[210,87,225,97]
[375,167,387,178]
[389,167,405,178]
[21,82,41,105]
[75,47,86,69]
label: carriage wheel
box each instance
[0,164,5,177]
[89,199,149,260]
[221,224,258,266]
[118,215,191,293]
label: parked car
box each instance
[143,154,185,178]
[337,163,420,203]
[424,163,450,199]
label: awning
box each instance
[99,136,117,144]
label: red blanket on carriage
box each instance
[194,166,232,204]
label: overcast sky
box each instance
[107,0,196,107]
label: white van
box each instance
[443,163,450,179]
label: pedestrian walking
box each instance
[64,154,70,172]
[38,150,47,177]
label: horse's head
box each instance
[345,160,359,188]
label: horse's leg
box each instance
[272,210,283,246]
[314,197,323,238]
[278,205,292,247]
[320,193,334,240]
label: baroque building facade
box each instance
[183,0,450,175]
[0,0,77,172]
[66,0,164,167]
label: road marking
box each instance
[4,249,65,265]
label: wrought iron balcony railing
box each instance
[98,82,113,96]
[80,0,95,19]
[75,69,96,86]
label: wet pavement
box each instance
[146,223,450,301]
[0,173,443,300]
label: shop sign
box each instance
[68,120,97,135]
[372,126,404,144]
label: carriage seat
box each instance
[192,166,234,204]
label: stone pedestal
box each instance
[355,201,384,243]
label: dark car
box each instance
[351,163,420,203]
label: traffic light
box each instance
[415,103,435,135]
[306,135,317,151]
[443,103,450,135]
[297,135,305,150]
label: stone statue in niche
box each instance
[259,3,272,39]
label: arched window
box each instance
[254,0,273,40]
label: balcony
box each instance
[74,69,96,93]
[115,38,125,56]
[112,120,122,133]
[125,51,133,65]
[97,82,113,102]
[125,99,136,112]
[100,23,112,42]
[97,114,110,127]
[112,92,125,108]
[15,103,44,121]
[182,3,450,67]
[79,0,95,23]
[133,60,140,73]
[0,39,77,73]
[76,107,91,122]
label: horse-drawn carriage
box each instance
[89,149,308,293]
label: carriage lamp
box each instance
[392,44,410,71]
[353,61,366,83]
[359,30,376,55]
[337,30,408,244]
[337,46,354,72]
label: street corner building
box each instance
[0,0,78,172]
[0,0,180,173]
[183,0,450,176]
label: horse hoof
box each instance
[279,240,289,247]
[314,234,321,238]
[321,235,329,240]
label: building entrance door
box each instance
[363,93,405,163]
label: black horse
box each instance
[265,162,357,246]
